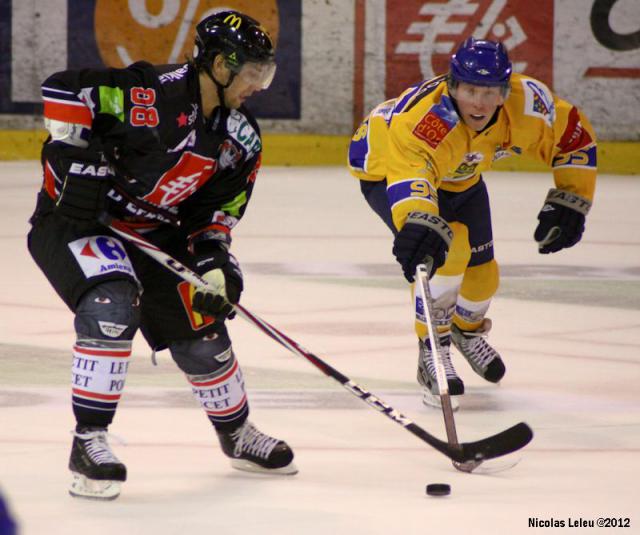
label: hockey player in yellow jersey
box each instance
[348,38,596,408]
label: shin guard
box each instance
[72,281,140,427]
[170,333,249,429]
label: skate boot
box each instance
[417,336,464,410]
[217,420,297,475]
[68,426,126,500]
[451,319,506,383]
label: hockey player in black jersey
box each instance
[27,11,296,500]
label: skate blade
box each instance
[230,458,298,475]
[69,472,122,500]
[462,457,522,475]
[422,390,459,412]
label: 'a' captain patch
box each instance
[412,95,458,149]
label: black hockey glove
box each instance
[192,245,244,320]
[534,188,592,254]
[48,146,110,225]
[393,211,453,282]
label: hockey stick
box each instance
[103,217,533,465]
[416,263,480,472]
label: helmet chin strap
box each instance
[202,62,237,112]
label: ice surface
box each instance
[1,162,638,534]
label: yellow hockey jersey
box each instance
[348,73,597,230]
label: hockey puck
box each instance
[426,483,451,496]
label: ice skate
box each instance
[421,387,460,411]
[217,420,297,475]
[417,336,463,411]
[451,319,506,383]
[68,426,126,500]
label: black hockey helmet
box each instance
[193,10,276,89]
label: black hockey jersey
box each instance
[39,61,262,246]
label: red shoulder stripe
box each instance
[44,100,92,126]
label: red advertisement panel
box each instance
[386,0,554,99]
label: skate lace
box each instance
[459,333,497,368]
[231,422,279,459]
[74,429,122,465]
[424,343,458,379]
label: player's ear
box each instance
[211,54,230,81]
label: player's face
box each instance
[451,82,506,131]
[224,61,276,109]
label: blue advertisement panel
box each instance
[0,0,301,119]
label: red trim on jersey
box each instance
[44,100,92,126]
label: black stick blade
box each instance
[459,422,534,462]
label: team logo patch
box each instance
[68,236,137,279]
[219,139,242,170]
[177,281,216,330]
[450,151,484,180]
[412,95,458,149]
[522,78,555,127]
[143,151,217,206]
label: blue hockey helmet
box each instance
[449,38,512,88]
